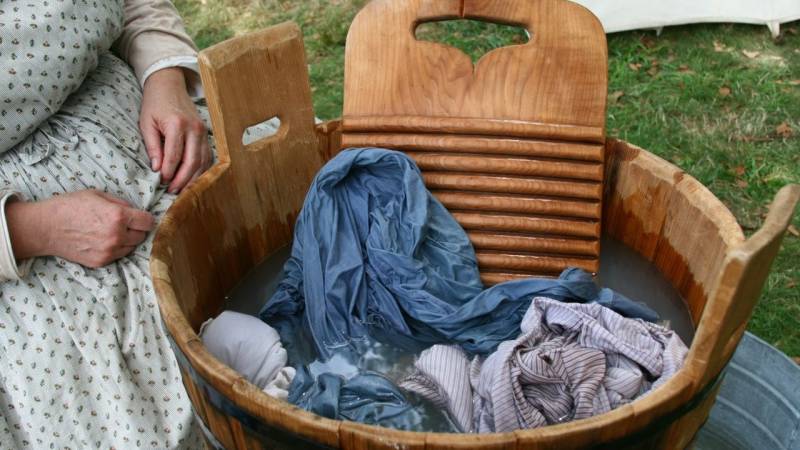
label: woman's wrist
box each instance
[6,199,51,260]
[144,66,188,93]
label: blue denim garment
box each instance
[260,148,658,361]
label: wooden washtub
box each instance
[151,2,800,448]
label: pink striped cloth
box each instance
[400,297,688,433]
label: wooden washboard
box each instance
[341,0,608,283]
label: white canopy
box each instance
[571,0,800,37]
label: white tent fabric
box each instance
[571,0,800,37]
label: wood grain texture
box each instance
[406,152,603,181]
[341,0,608,279]
[150,23,341,449]
[468,231,599,256]
[433,192,601,219]
[690,184,800,387]
[150,7,798,450]
[423,173,601,200]
[343,0,608,133]
[341,133,605,162]
[453,212,600,238]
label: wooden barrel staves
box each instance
[150,4,800,449]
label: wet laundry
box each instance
[200,311,295,400]
[257,147,666,428]
[400,297,689,433]
[260,148,659,360]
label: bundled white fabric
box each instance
[400,297,688,433]
[200,311,296,399]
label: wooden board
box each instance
[342,0,609,279]
[150,8,800,450]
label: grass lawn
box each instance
[175,0,800,357]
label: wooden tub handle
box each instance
[198,22,318,167]
[692,184,800,387]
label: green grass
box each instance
[176,1,800,357]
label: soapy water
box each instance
[290,339,459,432]
[223,238,695,432]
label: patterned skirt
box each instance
[0,52,278,449]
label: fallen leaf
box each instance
[788,224,800,237]
[742,50,760,58]
[640,35,656,48]
[719,86,731,97]
[789,80,800,86]
[609,90,625,104]
[628,62,642,71]
[736,179,749,188]
[776,121,794,138]
[787,279,797,289]
[678,64,692,73]
[787,27,798,35]
[734,166,746,176]
[713,40,726,52]
[647,66,659,76]
[794,357,800,366]
[735,135,772,143]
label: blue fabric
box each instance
[288,367,422,429]
[260,148,658,360]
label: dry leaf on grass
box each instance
[735,135,772,143]
[628,62,642,71]
[789,80,800,86]
[678,64,693,73]
[719,86,732,97]
[776,121,794,138]
[647,66,659,76]
[742,50,761,58]
[713,40,727,52]
[734,166,746,176]
[609,90,625,104]
[736,179,749,188]
[788,225,800,237]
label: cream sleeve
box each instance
[113,0,200,87]
[0,190,33,282]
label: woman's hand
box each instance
[139,67,211,194]
[7,190,155,268]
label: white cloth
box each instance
[400,297,688,433]
[200,311,296,400]
[0,190,33,280]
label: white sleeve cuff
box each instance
[0,191,33,281]
[141,55,204,99]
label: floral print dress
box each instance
[0,2,279,448]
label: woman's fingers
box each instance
[187,135,212,185]
[141,119,164,172]
[110,245,138,262]
[124,208,155,232]
[168,123,208,194]
[160,120,185,185]
[122,229,148,247]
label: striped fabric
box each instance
[400,297,688,433]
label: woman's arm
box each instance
[114,0,211,194]
[113,0,198,84]
[5,191,154,270]
[140,67,211,194]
